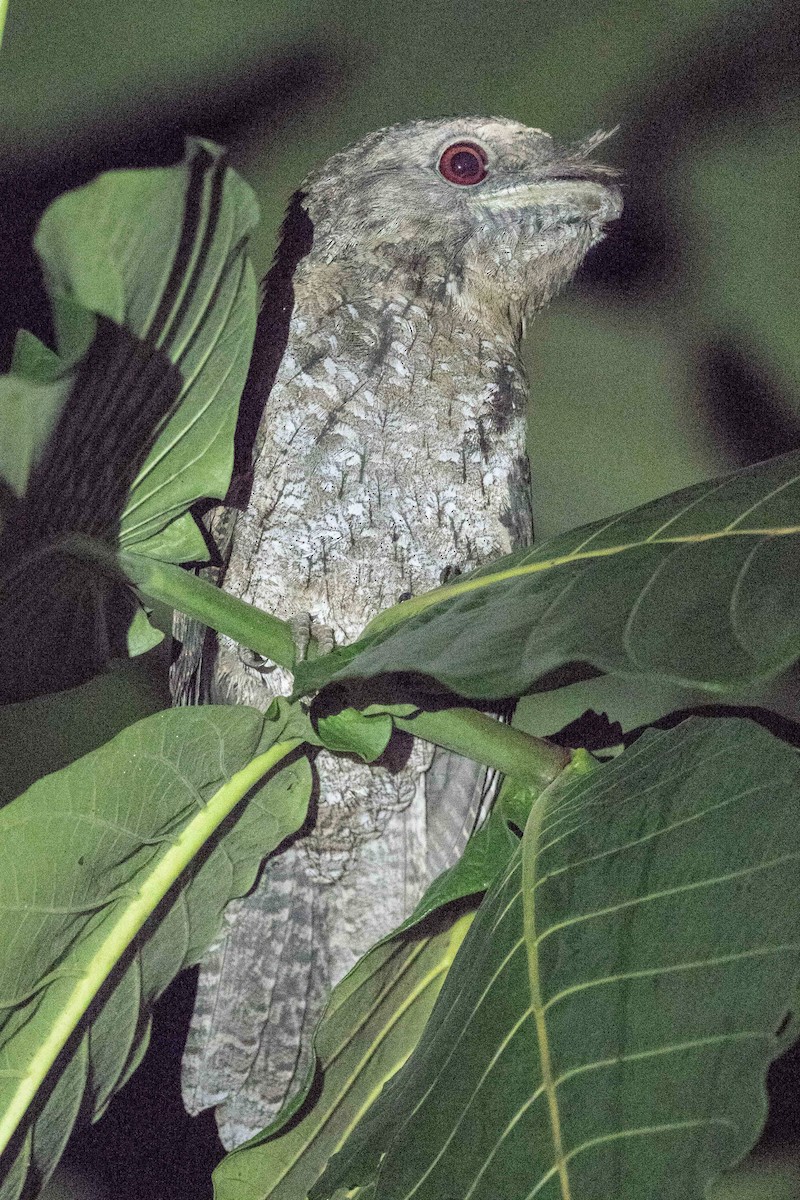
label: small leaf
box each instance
[125,603,165,656]
[316,708,394,761]
[0,371,74,501]
[9,331,64,383]
[129,511,210,564]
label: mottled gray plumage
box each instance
[174,116,621,1147]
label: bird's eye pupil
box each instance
[450,151,480,178]
[438,141,488,186]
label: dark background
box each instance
[1,1,798,1196]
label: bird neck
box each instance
[289,251,528,380]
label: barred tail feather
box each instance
[181,845,331,1149]
[181,748,493,1149]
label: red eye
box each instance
[437,141,488,186]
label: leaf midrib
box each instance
[522,789,571,1200]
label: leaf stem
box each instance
[387,707,570,791]
[117,550,297,671]
[0,736,303,1159]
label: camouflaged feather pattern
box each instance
[177,115,621,1147]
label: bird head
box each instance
[298,116,622,333]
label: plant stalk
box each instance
[118,549,298,671]
[387,706,571,791]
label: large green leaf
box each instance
[0,140,260,701]
[0,701,313,1200]
[293,449,800,701]
[315,717,800,1200]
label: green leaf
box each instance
[293,450,800,701]
[0,661,170,808]
[33,136,259,555]
[129,511,210,564]
[0,701,313,1199]
[315,709,394,762]
[316,717,800,1200]
[0,141,259,701]
[0,371,74,502]
[125,602,166,656]
[9,330,66,383]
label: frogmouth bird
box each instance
[174,116,622,1148]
